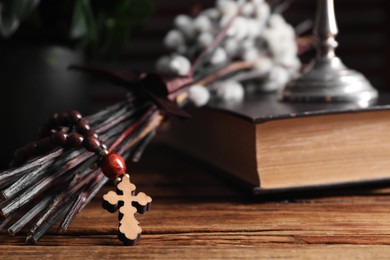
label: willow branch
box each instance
[194,60,255,87]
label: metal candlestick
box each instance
[280,0,378,106]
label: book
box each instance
[158,92,390,194]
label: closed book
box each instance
[159,93,390,194]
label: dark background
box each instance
[0,0,389,168]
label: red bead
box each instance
[50,131,68,146]
[85,129,99,139]
[100,153,126,180]
[83,136,101,153]
[67,133,84,148]
[68,110,82,124]
[76,119,90,135]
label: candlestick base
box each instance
[280,56,378,107]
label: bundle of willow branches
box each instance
[0,0,313,244]
[0,96,160,243]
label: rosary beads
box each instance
[12,110,126,179]
[13,111,106,165]
[11,110,152,245]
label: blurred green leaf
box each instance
[92,0,154,58]
[69,0,88,39]
[0,0,40,37]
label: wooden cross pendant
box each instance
[102,174,152,245]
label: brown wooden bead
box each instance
[76,119,91,135]
[67,133,84,148]
[100,153,126,180]
[83,136,101,153]
[50,131,68,146]
[68,110,82,124]
[85,129,99,139]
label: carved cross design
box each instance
[102,174,152,245]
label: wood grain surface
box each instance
[2,144,390,259]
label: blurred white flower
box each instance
[250,0,265,5]
[158,0,301,93]
[286,57,301,76]
[219,15,232,28]
[242,39,255,50]
[215,81,245,102]
[243,48,259,61]
[262,66,290,91]
[194,15,213,33]
[188,85,211,107]
[198,32,214,48]
[164,30,184,49]
[228,17,249,39]
[247,19,262,38]
[175,15,192,30]
[255,2,270,22]
[242,2,255,17]
[202,8,220,20]
[276,50,299,67]
[155,56,171,74]
[254,57,273,75]
[210,47,228,64]
[174,15,196,39]
[217,0,239,16]
[264,15,298,75]
[223,38,239,54]
[169,55,191,76]
[268,14,285,29]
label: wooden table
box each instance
[1,144,390,259]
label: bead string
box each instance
[13,111,107,164]
[11,110,129,181]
